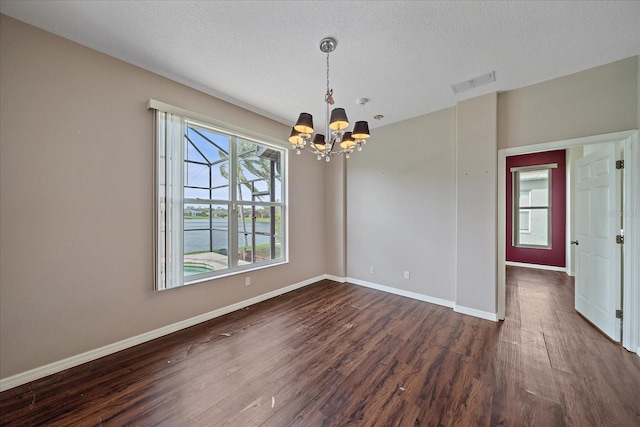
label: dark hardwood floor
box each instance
[1,266,639,426]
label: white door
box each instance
[574,145,621,341]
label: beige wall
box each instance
[0,15,326,379]
[346,107,458,302]
[455,93,498,314]
[498,56,638,149]
[324,158,346,277]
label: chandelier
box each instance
[288,37,370,161]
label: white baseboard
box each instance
[325,274,347,283]
[347,277,500,322]
[346,277,455,308]
[505,261,567,272]
[0,274,324,392]
[454,304,499,321]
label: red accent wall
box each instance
[506,150,566,267]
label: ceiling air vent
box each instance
[451,71,496,94]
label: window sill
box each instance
[183,259,289,287]
[514,245,552,250]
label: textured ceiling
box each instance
[1,1,639,131]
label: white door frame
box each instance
[497,130,639,354]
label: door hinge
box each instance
[616,234,624,244]
[616,160,624,169]
[615,309,623,319]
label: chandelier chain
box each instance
[326,52,330,101]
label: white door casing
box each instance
[574,145,621,341]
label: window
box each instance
[152,102,286,290]
[511,165,555,248]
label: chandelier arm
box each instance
[293,141,355,158]
[296,144,320,155]
[327,147,350,156]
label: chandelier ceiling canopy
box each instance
[289,37,370,161]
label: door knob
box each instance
[571,240,579,245]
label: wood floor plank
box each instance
[520,329,562,403]
[489,339,524,426]
[2,268,640,426]
[318,333,403,419]
[582,363,640,427]
[259,368,345,427]
[322,356,415,426]
[554,370,607,427]
[543,333,574,374]
[498,317,522,345]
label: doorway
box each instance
[497,130,639,354]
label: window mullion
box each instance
[229,137,238,268]
[209,160,213,253]
[169,115,185,289]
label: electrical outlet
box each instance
[369,266,375,274]
[404,271,410,279]
[245,277,251,286]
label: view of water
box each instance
[184,265,213,274]
[184,218,273,253]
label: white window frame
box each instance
[511,163,557,249]
[518,190,532,233]
[150,100,288,291]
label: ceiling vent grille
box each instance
[451,71,496,94]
